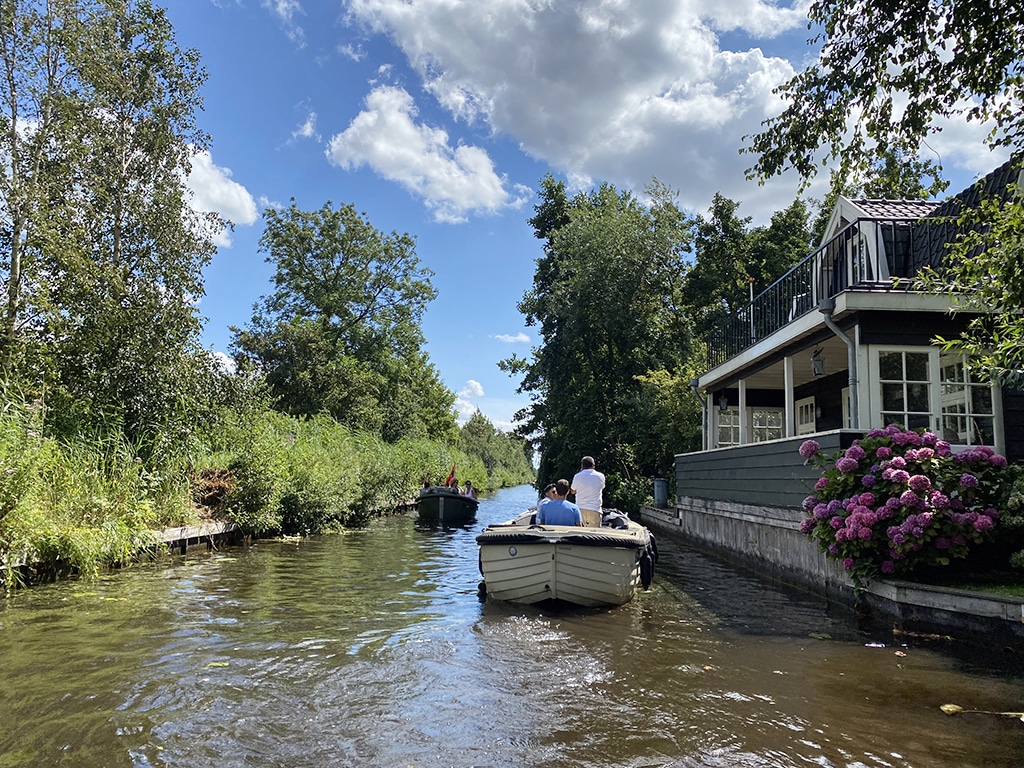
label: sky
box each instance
[166,0,1007,431]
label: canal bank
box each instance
[640,500,1024,649]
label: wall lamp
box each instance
[717,391,729,411]
[811,348,825,377]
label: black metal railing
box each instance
[708,218,922,368]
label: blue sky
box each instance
[166,0,1005,431]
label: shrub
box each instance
[798,425,1013,588]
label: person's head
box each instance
[542,483,556,500]
[555,479,571,497]
[581,456,595,469]
[465,480,473,488]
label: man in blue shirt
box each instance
[536,479,583,526]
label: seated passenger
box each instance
[463,480,477,500]
[536,479,582,526]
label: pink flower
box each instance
[875,446,892,458]
[843,558,855,570]
[799,439,821,459]
[990,454,1008,467]
[908,474,932,492]
[836,457,860,474]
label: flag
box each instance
[445,464,456,486]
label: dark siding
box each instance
[1001,387,1024,463]
[859,311,975,346]
[675,431,860,509]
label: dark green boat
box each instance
[416,486,479,527]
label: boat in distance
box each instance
[476,509,657,607]
[416,485,479,527]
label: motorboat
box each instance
[476,509,657,607]
[416,485,479,527]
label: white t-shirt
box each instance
[571,468,605,511]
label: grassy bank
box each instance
[0,402,533,589]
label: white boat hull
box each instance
[476,513,656,607]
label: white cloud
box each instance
[344,0,818,222]
[458,380,485,398]
[326,85,527,223]
[262,0,306,47]
[292,111,321,142]
[494,332,529,344]
[185,149,258,247]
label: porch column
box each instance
[784,355,795,437]
[738,379,749,444]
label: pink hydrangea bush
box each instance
[798,424,1011,587]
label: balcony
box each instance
[708,217,937,368]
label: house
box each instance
[644,157,1024,602]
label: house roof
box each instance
[846,199,942,219]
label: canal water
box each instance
[1,484,1022,768]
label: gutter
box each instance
[819,297,859,429]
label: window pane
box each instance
[907,383,930,411]
[906,352,930,381]
[907,413,930,430]
[973,416,994,444]
[882,413,905,429]
[882,382,904,410]
[879,352,902,380]
[970,385,992,413]
[940,354,965,383]
[942,415,966,443]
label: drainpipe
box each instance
[690,378,707,451]
[818,297,859,429]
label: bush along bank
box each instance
[797,425,1023,592]
[1,406,534,590]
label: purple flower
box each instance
[928,491,950,509]
[802,495,818,512]
[890,469,910,485]
[881,560,895,574]
[814,476,829,491]
[836,457,860,474]
[899,489,919,506]
[875,446,892,458]
[922,432,938,446]
[845,445,866,460]
[799,517,816,534]
[973,516,995,532]
[861,474,877,488]
[843,558,855,570]
[935,440,952,457]
[934,537,951,550]
[990,454,1008,467]
[959,473,979,488]
[908,474,932,492]
[858,492,876,507]
[799,439,821,459]
[890,456,907,469]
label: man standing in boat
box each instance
[571,456,605,527]
[536,479,582,526]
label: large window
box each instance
[717,408,783,447]
[872,348,996,448]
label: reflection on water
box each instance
[1,484,1022,767]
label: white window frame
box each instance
[867,346,1001,452]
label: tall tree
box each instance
[681,194,810,348]
[232,200,457,443]
[743,1,1024,382]
[0,0,221,460]
[502,177,694,490]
